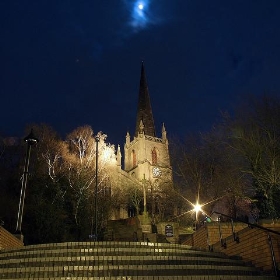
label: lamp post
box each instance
[94,134,100,241]
[15,129,38,237]
[142,174,147,215]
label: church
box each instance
[107,62,173,221]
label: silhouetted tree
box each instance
[224,95,280,219]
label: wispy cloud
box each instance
[123,0,163,33]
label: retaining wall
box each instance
[0,226,24,250]
[183,221,280,273]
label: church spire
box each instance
[135,61,156,137]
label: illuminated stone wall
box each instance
[0,226,23,250]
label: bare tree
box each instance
[64,126,116,225]
[224,95,280,218]
[126,184,142,216]
[31,124,65,182]
[170,128,252,223]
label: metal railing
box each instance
[212,211,280,277]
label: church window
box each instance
[152,147,157,165]
[132,150,137,167]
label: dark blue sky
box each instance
[1,1,280,146]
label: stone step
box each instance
[0,264,263,278]
[1,241,192,251]
[0,251,233,264]
[0,255,248,268]
[104,219,140,242]
[0,243,229,261]
[0,242,276,279]
[1,277,278,280]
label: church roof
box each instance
[135,62,156,137]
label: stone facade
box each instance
[124,129,172,185]
[123,62,172,187]
[112,63,173,220]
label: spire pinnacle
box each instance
[135,62,156,137]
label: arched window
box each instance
[152,147,157,165]
[132,150,137,167]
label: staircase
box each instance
[0,241,277,279]
[104,218,165,243]
[104,218,140,241]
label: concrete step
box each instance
[1,277,278,280]
[0,250,234,264]
[0,242,229,260]
[0,255,249,268]
[0,241,193,252]
[0,264,265,278]
[0,241,277,279]
[104,218,140,242]
[1,269,276,279]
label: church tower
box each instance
[124,62,172,187]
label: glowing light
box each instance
[168,187,227,224]
[194,203,202,214]
[124,0,164,34]
[129,0,149,30]
[193,202,202,221]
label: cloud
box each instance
[123,0,163,34]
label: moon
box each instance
[125,0,158,32]
[123,0,164,34]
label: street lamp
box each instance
[194,203,202,221]
[15,129,38,237]
[193,202,202,231]
[142,174,147,215]
[94,134,100,241]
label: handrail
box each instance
[268,233,278,277]
[212,211,280,236]
[218,217,227,248]
[212,211,279,277]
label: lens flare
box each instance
[194,203,202,213]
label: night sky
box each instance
[1,1,280,146]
